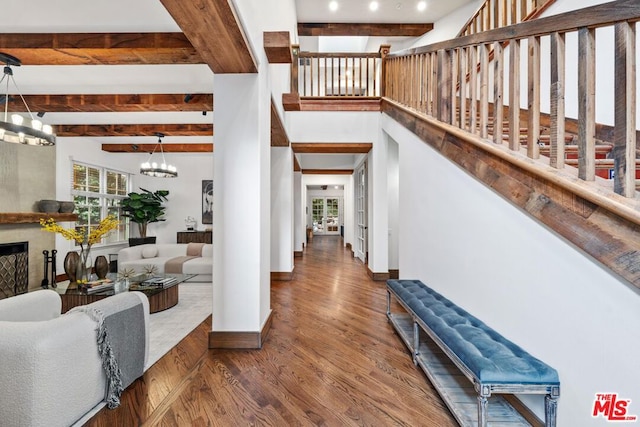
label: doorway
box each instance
[311,197,342,235]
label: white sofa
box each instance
[118,243,212,282]
[0,289,150,427]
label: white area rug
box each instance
[147,281,212,367]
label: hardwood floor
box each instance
[85,236,457,426]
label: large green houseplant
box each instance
[121,188,169,246]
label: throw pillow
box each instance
[141,246,158,259]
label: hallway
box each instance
[87,236,457,426]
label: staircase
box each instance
[382,0,640,289]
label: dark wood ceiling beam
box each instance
[102,143,213,153]
[264,32,292,64]
[160,0,257,73]
[0,33,202,65]
[6,94,213,113]
[302,169,353,175]
[291,142,372,154]
[298,23,433,37]
[55,123,213,137]
[271,99,289,147]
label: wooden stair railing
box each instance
[457,0,558,37]
[385,0,640,214]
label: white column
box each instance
[212,73,270,336]
[270,147,294,275]
[293,171,304,252]
[368,133,389,275]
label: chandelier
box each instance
[140,133,178,178]
[0,52,55,146]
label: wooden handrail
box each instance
[384,0,639,212]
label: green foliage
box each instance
[120,188,169,238]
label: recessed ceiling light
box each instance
[370,1,379,11]
[329,1,338,12]
[417,1,427,11]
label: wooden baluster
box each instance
[614,22,636,197]
[550,32,566,169]
[459,47,467,129]
[470,45,478,134]
[528,36,541,159]
[302,55,307,96]
[410,55,415,108]
[310,57,315,96]
[501,0,507,27]
[479,44,489,139]
[508,39,521,151]
[323,57,328,97]
[494,0,500,32]
[451,49,459,127]
[511,0,517,24]
[493,41,504,145]
[438,49,452,124]
[578,27,596,181]
[352,57,356,96]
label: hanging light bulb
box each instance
[139,133,178,178]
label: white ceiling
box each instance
[295,0,474,24]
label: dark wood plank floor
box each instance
[85,236,457,426]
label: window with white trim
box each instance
[71,161,131,245]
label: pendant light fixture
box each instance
[0,52,55,146]
[140,132,178,178]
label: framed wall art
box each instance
[202,180,213,224]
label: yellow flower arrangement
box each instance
[40,215,120,249]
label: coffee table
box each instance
[58,273,197,314]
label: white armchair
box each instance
[0,290,150,427]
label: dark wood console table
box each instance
[177,230,212,244]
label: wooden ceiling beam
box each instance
[102,143,213,153]
[264,32,292,64]
[160,0,257,73]
[0,33,202,65]
[302,169,353,175]
[55,123,213,137]
[6,93,213,113]
[297,23,433,37]
[271,99,290,147]
[291,142,372,154]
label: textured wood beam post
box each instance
[527,36,541,159]
[379,44,391,98]
[263,31,292,64]
[550,32,566,169]
[614,22,637,197]
[578,27,596,181]
[291,44,299,94]
[458,48,468,130]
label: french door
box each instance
[311,197,341,235]
[355,162,367,263]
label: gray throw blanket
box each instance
[70,293,146,408]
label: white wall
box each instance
[410,0,483,49]
[382,113,640,425]
[271,147,294,274]
[387,135,399,271]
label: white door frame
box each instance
[355,161,367,262]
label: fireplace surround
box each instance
[0,241,28,299]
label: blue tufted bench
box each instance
[386,279,560,427]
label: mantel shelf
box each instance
[0,212,78,224]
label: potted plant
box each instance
[121,188,169,246]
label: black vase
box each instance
[94,255,109,279]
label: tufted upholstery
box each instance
[387,279,559,385]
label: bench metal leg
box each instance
[386,290,391,320]
[412,321,419,365]
[545,395,558,427]
[477,395,488,427]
